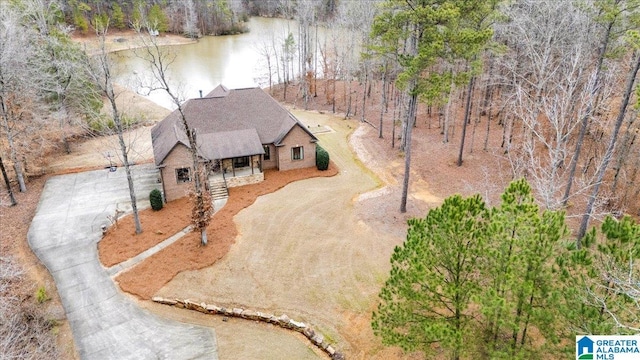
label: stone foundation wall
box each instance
[153,297,345,360]
[226,173,264,188]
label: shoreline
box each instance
[72,29,197,55]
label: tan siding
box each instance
[262,144,277,170]
[251,154,261,170]
[161,144,195,202]
[221,159,233,173]
[276,125,316,171]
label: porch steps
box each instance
[208,176,229,201]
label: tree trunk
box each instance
[562,20,614,206]
[576,53,640,246]
[98,31,142,235]
[379,63,387,138]
[0,97,27,193]
[345,78,352,118]
[0,155,16,206]
[314,23,318,98]
[457,76,475,166]
[611,112,637,193]
[443,81,454,143]
[110,94,142,235]
[400,87,417,213]
[483,85,494,151]
[392,91,399,149]
[12,160,26,193]
[201,228,208,246]
[361,67,368,122]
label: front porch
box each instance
[208,155,264,189]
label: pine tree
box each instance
[111,3,125,30]
[374,180,572,358]
[148,4,169,33]
[372,194,488,359]
[479,179,567,358]
[370,0,500,212]
[559,215,640,334]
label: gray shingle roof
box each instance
[199,129,264,160]
[151,85,317,165]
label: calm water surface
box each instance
[112,17,298,109]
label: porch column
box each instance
[232,159,235,177]
[251,155,254,175]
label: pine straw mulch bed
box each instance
[100,163,338,299]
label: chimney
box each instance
[199,90,203,98]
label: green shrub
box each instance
[150,189,163,211]
[36,286,49,304]
[316,145,329,171]
[87,113,141,134]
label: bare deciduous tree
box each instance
[0,155,16,206]
[577,51,640,243]
[85,22,143,234]
[497,0,608,210]
[0,5,37,193]
[136,33,212,245]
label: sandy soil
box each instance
[73,29,196,55]
[137,300,327,359]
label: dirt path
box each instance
[155,110,421,359]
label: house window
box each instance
[291,146,304,161]
[176,167,191,183]
[233,156,250,168]
[263,145,271,160]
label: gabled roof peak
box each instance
[206,84,230,98]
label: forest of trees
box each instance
[248,0,640,231]
[373,179,640,359]
[62,0,249,37]
[1,0,639,358]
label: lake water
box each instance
[112,17,299,109]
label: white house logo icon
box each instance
[577,336,594,359]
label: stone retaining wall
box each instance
[152,297,345,360]
[226,172,264,187]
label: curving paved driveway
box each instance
[28,164,217,359]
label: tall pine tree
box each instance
[479,179,567,358]
[372,194,488,359]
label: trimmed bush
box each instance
[150,189,163,211]
[316,145,330,171]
